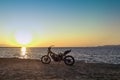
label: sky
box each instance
[0,0,120,47]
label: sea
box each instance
[0,46,120,64]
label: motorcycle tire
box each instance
[41,55,51,64]
[64,55,75,66]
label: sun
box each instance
[15,30,32,45]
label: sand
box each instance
[0,58,120,80]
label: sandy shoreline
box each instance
[0,58,120,80]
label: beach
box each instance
[0,58,120,80]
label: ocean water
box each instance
[0,47,120,64]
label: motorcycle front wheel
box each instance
[41,55,51,64]
[64,55,75,66]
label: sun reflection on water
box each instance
[20,47,27,59]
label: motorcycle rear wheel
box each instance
[41,55,51,64]
[64,55,75,66]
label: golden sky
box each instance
[0,0,120,47]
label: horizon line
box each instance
[0,45,120,48]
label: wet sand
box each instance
[0,58,120,80]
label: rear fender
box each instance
[64,50,71,55]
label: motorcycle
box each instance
[41,46,75,66]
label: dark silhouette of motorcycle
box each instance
[41,46,75,66]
